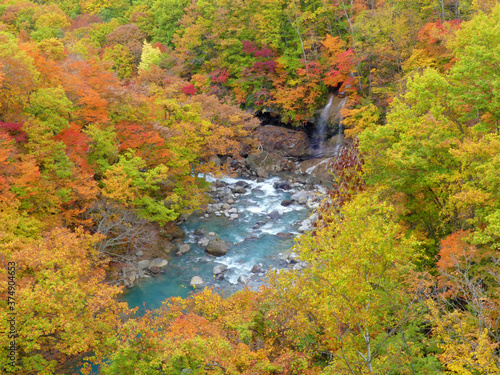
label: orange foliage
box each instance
[115,121,171,166]
[437,230,475,272]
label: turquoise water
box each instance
[121,176,310,314]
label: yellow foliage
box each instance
[403,48,437,73]
[101,164,137,204]
[36,12,70,30]
[427,300,500,374]
[342,103,381,138]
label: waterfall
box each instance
[312,95,347,157]
[314,94,333,157]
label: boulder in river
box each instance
[198,237,210,248]
[291,190,308,203]
[232,186,247,194]
[238,275,251,284]
[176,244,191,256]
[149,258,169,268]
[190,276,204,287]
[205,238,229,256]
[281,199,293,207]
[274,181,291,190]
[269,210,282,220]
[235,180,250,188]
[213,264,228,275]
[251,264,264,274]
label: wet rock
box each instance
[280,199,293,207]
[177,244,191,256]
[198,237,210,248]
[230,214,239,221]
[238,275,251,284]
[276,232,293,239]
[291,190,308,203]
[149,258,168,268]
[232,186,247,194]
[269,210,282,220]
[299,157,335,185]
[251,264,264,274]
[274,181,291,190]
[149,266,162,274]
[190,276,204,287]
[194,229,207,236]
[252,188,265,196]
[214,181,227,188]
[126,272,137,284]
[205,238,229,256]
[235,180,250,188]
[213,264,228,275]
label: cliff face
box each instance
[255,125,312,158]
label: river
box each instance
[121,175,314,314]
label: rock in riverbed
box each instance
[205,237,229,256]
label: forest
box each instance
[0,0,499,373]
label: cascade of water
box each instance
[313,95,348,157]
[313,94,334,157]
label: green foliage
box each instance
[102,44,135,79]
[102,152,178,223]
[25,87,73,134]
[448,5,500,131]
[87,18,120,47]
[83,123,118,172]
[150,0,189,46]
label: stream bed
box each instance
[121,175,316,313]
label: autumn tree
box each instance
[265,192,441,374]
[0,228,130,374]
